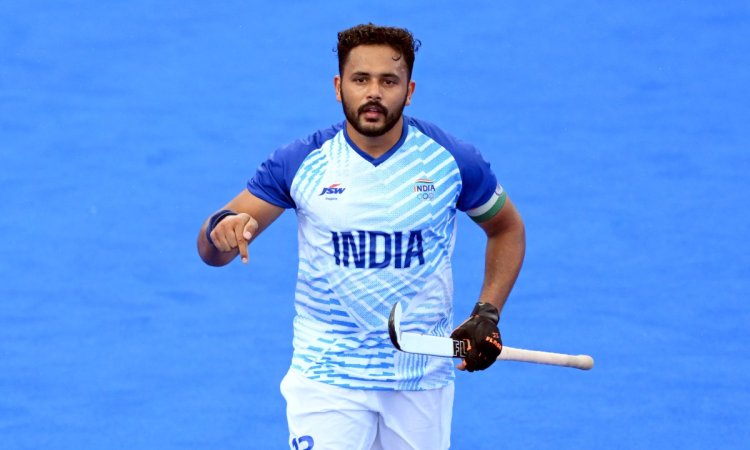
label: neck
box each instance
[345,117,404,159]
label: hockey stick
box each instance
[388,302,594,370]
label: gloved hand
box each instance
[450,302,503,372]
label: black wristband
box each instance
[205,209,238,246]
[471,302,499,324]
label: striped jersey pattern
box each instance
[247,116,504,390]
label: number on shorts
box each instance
[291,435,314,450]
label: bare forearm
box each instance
[478,225,525,313]
[477,198,526,315]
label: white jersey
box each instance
[248,116,506,390]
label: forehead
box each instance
[342,44,408,76]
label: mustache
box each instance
[358,101,388,115]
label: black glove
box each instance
[450,302,503,372]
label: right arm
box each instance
[197,189,285,267]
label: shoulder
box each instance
[272,121,344,164]
[406,117,483,162]
[408,117,463,146]
[406,116,498,212]
[247,122,344,209]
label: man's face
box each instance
[335,45,415,137]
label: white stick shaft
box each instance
[499,346,594,370]
[392,330,594,370]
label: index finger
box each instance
[237,216,258,264]
[237,235,249,264]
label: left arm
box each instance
[476,195,526,316]
[452,196,525,371]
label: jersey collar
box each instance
[342,116,410,167]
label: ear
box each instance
[334,75,342,102]
[405,80,416,106]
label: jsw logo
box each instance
[319,183,346,196]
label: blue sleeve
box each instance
[408,117,498,211]
[247,123,343,209]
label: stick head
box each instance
[388,301,403,350]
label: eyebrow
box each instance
[350,71,401,80]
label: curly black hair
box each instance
[336,23,421,78]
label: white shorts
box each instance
[280,370,454,450]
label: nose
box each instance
[365,80,382,101]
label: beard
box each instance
[340,91,408,137]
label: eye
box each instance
[353,77,367,84]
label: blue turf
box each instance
[1,1,749,448]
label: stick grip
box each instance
[498,346,594,370]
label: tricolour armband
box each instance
[467,185,507,223]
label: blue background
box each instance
[1,1,748,448]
